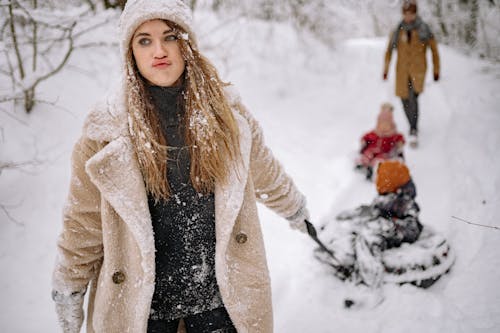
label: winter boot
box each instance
[409,129,418,148]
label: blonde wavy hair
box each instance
[126,21,240,202]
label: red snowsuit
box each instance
[357,131,405,168]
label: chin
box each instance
[155,74,183,87]
[149,78,175,87]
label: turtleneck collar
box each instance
[147,84,185,128]
[148,85,184,111]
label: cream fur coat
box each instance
[52,87,305,333]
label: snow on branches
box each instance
[0,0,119,113]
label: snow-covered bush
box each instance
[0,0,119,113]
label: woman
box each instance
[51,1,309,332]
[383,0,440,147]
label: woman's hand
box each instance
[286,206,310,233]
[52,289,85,333]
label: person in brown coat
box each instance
[51,0,309,332]
[383,0,440,147]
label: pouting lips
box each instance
[152,60,171,68]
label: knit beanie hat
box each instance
[119,0,196,62]
[375,102,397,137]
[402,0,417,13]
[376,160,411,194]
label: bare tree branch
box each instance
[32,0,38,72]
[451,215,500,231]
[14,1,84,31]
[0,158,44,174]
[0,203,24,226]
[29,23,75,89]
[84,0,96,12]
[74,41,118,49]
[0,95,73,122]
[3,48,16,89]
[8,1,25,79]
[73,18,112,39]
[0,105,29,126]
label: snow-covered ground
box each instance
[1,11,500,333]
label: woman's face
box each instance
[403,11,417,24]
[131,19,185,87]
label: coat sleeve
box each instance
[383,33,395,75]
[429,37,440,76]
[236,103,306,219]
[52,136,104,295]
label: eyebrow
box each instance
[133,28,174,39]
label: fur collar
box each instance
[83,83,129,142]
[82,83,243,143]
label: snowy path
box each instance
[226,33,500,332]
[1,15,500,332]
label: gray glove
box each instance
[286,206,310,233]
[52,289,85,333]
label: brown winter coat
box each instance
[52,87,305,333]
[384,29,440,98]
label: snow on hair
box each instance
[126,21,240,201]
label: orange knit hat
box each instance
[376,160,411,194]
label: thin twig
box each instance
[0,204,24,226]
[0,159,43,172]
[73,19,111,39]
[0,106,29,126]
[74,41,118,49]
[4,48,16,89]
[30,23,75,88]
[451,215,500,230]
[14,1,80,31]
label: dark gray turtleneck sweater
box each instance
[147,85,223,321]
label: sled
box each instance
[381,227,454,287]
[307,216,455,288]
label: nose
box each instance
[153,41,167,58]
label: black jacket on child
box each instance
[371,179,423,249]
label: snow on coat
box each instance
[52,85,306,333]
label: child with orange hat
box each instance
[316,160,454,307]
[331,160,423,289]
[355,103,405,179]
[371,160,422,246]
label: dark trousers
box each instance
[147,307,237,333]
[401,80,419,133]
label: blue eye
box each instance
[165,35,178,42]
[138,38,151,46]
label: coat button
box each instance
[112,271,126,284]
[235,232,248,244]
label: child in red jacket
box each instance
[356,103,405,179]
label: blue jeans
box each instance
[147,307,236,333]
